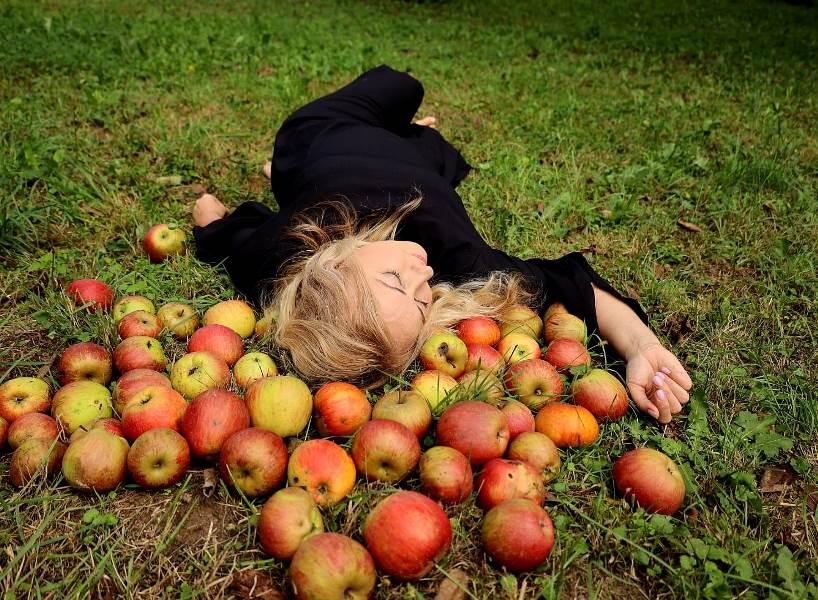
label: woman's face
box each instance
[349,240,434,352]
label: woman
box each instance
[193,65,691,423]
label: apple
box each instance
[457,317,501,347]
[481,499,555,573]
[571,368,629,422]
[475,458,546,510]
[255,310,276,338]
[464,343,505,375]
[0,415,7,448]
[66,278,113,312]
[143,223,186,262]
[113,295,155,323]
[543,338,591,373]
[10,438,66,487]
[535,402,599,448]
[542,302,568,323]
[187,324,244,366]
[371,389,431,440]
[504,358,564,411]
[499,305,543,339]
[219,427,288,497]
[120,385,187,441]
[113,336,167,373]
[419,331,468,378]
[363,491,452,581]
[313,381,371,438]
[411,370,458,411]
[58,342,113,386]
[170,351,231,400]
[419,446,473,504]
[543,312,587,344]
[180,388,250,460]
[351,419,420,483]
[126,428,190,488]
[62,428,129,492]
[246,375,312,438]
[497,332,542,365]
[52,380,113,434]
[506,431,561,483]
[69,417,125,443]
[496,399,535,440]
[0,377,51,422]
[113,368,171,414]
[456,370,505,403]
[290,533,376,600]
[259,487,324,561]
[203,299,256,339]
[287,439,356,507]
[613,448,686,515]
[436,400,510,467]
[233,352,278,389]
[7,413,59,449]
[156,302,199,338]
[117,310,162,339]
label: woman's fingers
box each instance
[263,161,272,180]
[628,383,660,419]
[664,376,690,406]
[653,389,672,423]
[662,359,692,390]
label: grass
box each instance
[1,0,817,597]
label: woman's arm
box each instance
[594,285,692,423]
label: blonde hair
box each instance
[267,197,534,389]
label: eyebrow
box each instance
[376,278,426,323]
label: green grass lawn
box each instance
[1,0,817,597]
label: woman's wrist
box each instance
[621,329,662,361]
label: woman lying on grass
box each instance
[192,65,691,423]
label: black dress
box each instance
[194,65,649,347]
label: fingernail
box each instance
[661,367,671,375]
[653,375,664,387]
[649,408,659,418]
[657,390,666,401]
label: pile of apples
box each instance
[0,225,686,599]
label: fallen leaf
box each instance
[155,175,183,186]
[202,468,218,497]
[229,569,285,600]
[759,465,798,493]
[677,219,702,233]
[805,485,818,512]
[434,568,470,600]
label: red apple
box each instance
[543,338,591,373]
[117,310,162,339]
[542,302,568,323]
[436,400,510,467]
[112,295,155,323]
[247,375,313,438]
[464,343,505,375]
[255,311,276,339]
[504,358,564,411]
[535,402,599,448]
[475,458,546,510]
[233,351,278,389]
[143,223,186,262]
[0,377,50,422]
[7,413,59,449]
[10,438,66,487]
[351,419,420,483]
[371,389,431,440]
[113,368,171,414]
[180,388,250,460]
[363,491,452,581]
[287,439,356,507]
[457,317,501,347]
[121,385,187,441]
[419,331,468,378]
[506,431,561,483]
[127,428,190,488]
[52,380,113,434]
[66,278,113,312]
[419,446,473,504]
[456,370,505,403]
[482,499,555,573]
[203,299,256,339]
[58,342,113,386]
[499,305,543,339]
[543,312,587,343]
[259,487,324,561]
[290,533,376,600]
[411,370,458,412]
[69,417,125,444]
[188,324,244,366]
[156,302,199,338]
[612,448,686,515]
[113,336,167,373]
[571,368,629,422]
[0,415,8,448]
[497,332,542,365]
[170,351,231,401]
[496,399,535,440]
[62,428,129,492]
[313,382,371,438]
[220,427,288,497]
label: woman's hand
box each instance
[625,342,692,423]
[192,194,228,227]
